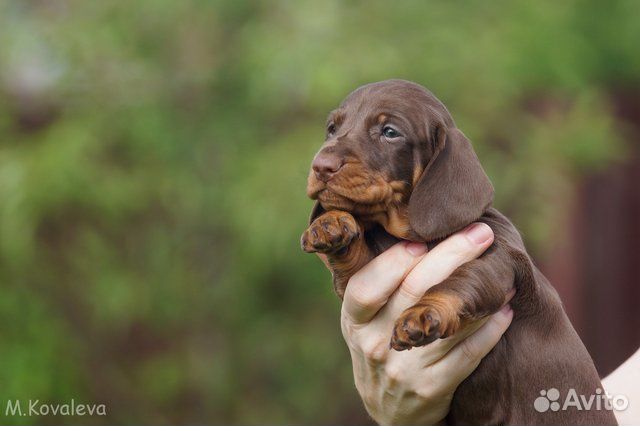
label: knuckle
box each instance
[414,386,436,402]
[384,247,410,267]
[347,282,376,310]
[460,339,480,362]
[361,339,388,364]
[437,236,477,264]
[399,275,425,299]
[413,387,437,404]
[450,234,475,256]
[383,362,405,383]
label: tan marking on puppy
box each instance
[385,205,414,240]
[412,164,423,187]
[328,233,372,298]
[391,292,465,350]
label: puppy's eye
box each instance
[382,125,402,139]
[327,122,336,136]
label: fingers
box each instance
[381,315,492,375]
[384,223,494,319]
[342,241,427,324]
[431,304,513,386]
[419,288,515,362]
[389,289,516,370]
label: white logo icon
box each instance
[533,388,628,413]
[534,388,561,412]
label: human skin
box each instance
[336,222,514,425]
[334,221,637,425]
[602,348,640,425]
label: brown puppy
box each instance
[301,80,617,425]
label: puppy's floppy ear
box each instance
[309,201,326,224]
[408,126,494,241]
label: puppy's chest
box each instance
[358,204,422,241]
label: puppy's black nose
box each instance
[312,153,343,182]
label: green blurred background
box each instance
[1,0,639,424]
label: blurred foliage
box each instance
[0,0,637,424]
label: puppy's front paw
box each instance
[301,210,360,254]
[390,301,461,351]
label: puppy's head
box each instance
[307,79,494,241]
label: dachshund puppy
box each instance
[301,80,617,425]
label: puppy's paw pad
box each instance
[390,305,458,351]
[301,211,359,254]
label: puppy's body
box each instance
[301,80,617,425]
[451,208,608,424]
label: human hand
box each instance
[340,223,514,425]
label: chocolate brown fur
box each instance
[301,80,617,425]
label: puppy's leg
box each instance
[301,210,374,298]
[390,246,515,350]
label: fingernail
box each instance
[405,242,427,256]
[465,223,493,245]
